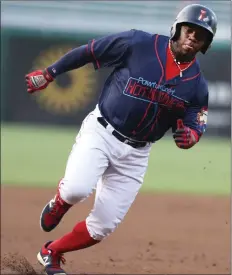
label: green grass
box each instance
[144,136,230,195]
[1,123,230,195]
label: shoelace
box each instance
[50,197,67,217]
[59,254,66,265]
[49,250,66,266]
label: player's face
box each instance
[177,23,209,58]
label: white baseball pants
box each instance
[59,105,152,240]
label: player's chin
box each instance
[180,48,199,59]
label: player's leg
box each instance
[40,112,109,232]
[37,163,147,275]
[38,108,151,274]
[42,142,151,251]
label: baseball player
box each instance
[25,4,217,275]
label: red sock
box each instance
[48,220,100,253]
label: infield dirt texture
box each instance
[1,185,230,274]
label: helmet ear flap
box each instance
[170,23,181,41]
[170,23,175,39]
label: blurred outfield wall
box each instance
[1,1,231,137]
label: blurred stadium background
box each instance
[1,1,231,195]
[1,2,230,274]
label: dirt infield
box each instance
[1,185,230,274]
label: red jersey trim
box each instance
[91,40,100,69]
[181,72,201,82]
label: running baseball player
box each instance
[25,4,217,275]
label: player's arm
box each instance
[25,30,134,93]
[172,77,209,149]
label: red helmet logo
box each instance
[198,9,207,21]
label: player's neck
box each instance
[170,40,195,63]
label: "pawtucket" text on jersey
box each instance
[136,77,175,94]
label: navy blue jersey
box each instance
[88,29,208,142]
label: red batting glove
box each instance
[25,69,54,94]
[173,119,199,149]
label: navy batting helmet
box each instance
[170,4,217,54]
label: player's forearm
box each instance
[47,45,92,78]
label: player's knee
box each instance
[86,215,121,240]
[86,221,117,240]
[59,181,93,205]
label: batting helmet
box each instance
[170,4,217,54]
